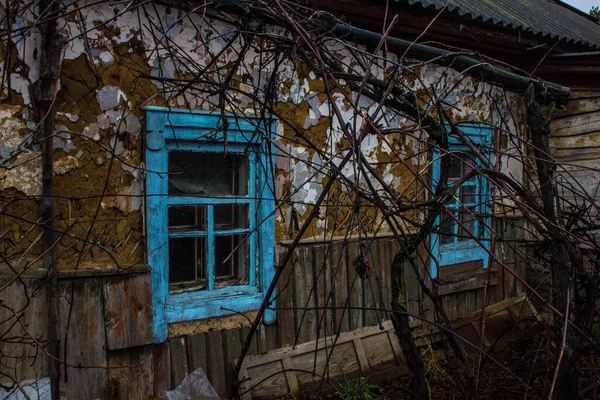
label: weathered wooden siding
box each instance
[550,90,600,198]
[0,277,49,385]
[0,225,527,399]
[527,90,600,305]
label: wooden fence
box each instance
[0,216,527,398]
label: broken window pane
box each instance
[214,234,249,286]
[214,204,249,231]
[461,185,476,205]
[447,151,476,181]
[458,212,475,241]
[169,237,206,291]
[439,212,454,244]
[448,155,462,179]
[168,151,249,196]
[461,152,475,176]
[168,205,206,231]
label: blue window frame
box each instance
[145,107,276,343]
[430,125,492,278]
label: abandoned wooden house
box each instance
[1,0,600,398]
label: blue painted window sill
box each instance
[166,288,264,324]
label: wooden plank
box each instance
[107,346,153,400]
[466,288,478,315]
[551,143,600,162]
[506,306,523,330]
[206,329,227,397]
[294,246,315,343]
[103,273,153,350]
[239,321,394,368]
[0,279,48,381]
[279,232,400,246]
[452,293,527,330]
[242,326,259,356]
[494,260,504,301]
[373,240,391,320]
[57,264,151,278]
[58,279,108,399]
[456,291,468,319]
[313,245,330,338]
[363,244,377,327]
[153,341,171,396]
[555,168,600,198]
[470,321,491,348]
[324,244,336,336]
[483,309,512,343]
[418,241,436,328]
[438,259,483,277]
[513,219,526,295]
[224,328,242,395]
[239,368,252,400]
[569,90,600,99]
[255,323,280,355]
[556,97,600,117]
[386,329,405,366]
[278,249,296,347]
[237,321,403,398]
[550,112,600,137]
[353,339,371,376]
[263,323,280,353]
[331,241,350,334]
[239,367,252,400]
[186,333,208,373]
[169,336,189,388]
[474,288,484,311]
[378,239,392,320]
[369,239,387,326]
[443,294,458,322]
[361,333,396,371]
[281,357,300,394]
[402,249,421,328]
[498,219,517,299]
[438,268,498,295]
[293,341,360,390]
[347,241,363,330]
[244,360,287,398]
[487,280,498,305]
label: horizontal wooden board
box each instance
[550,112,600,137]
[557,97,600,117]
[438,268,498,295]
[569,90,600,100]
[57,264,151,279]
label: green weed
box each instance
[338,377,380,400]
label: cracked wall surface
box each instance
[0,0,525,272]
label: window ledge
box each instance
[166,288,264,324]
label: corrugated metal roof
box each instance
[397,0,600,49]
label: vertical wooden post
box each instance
[34,1,64,397]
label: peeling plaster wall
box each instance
[0,1,525,272]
